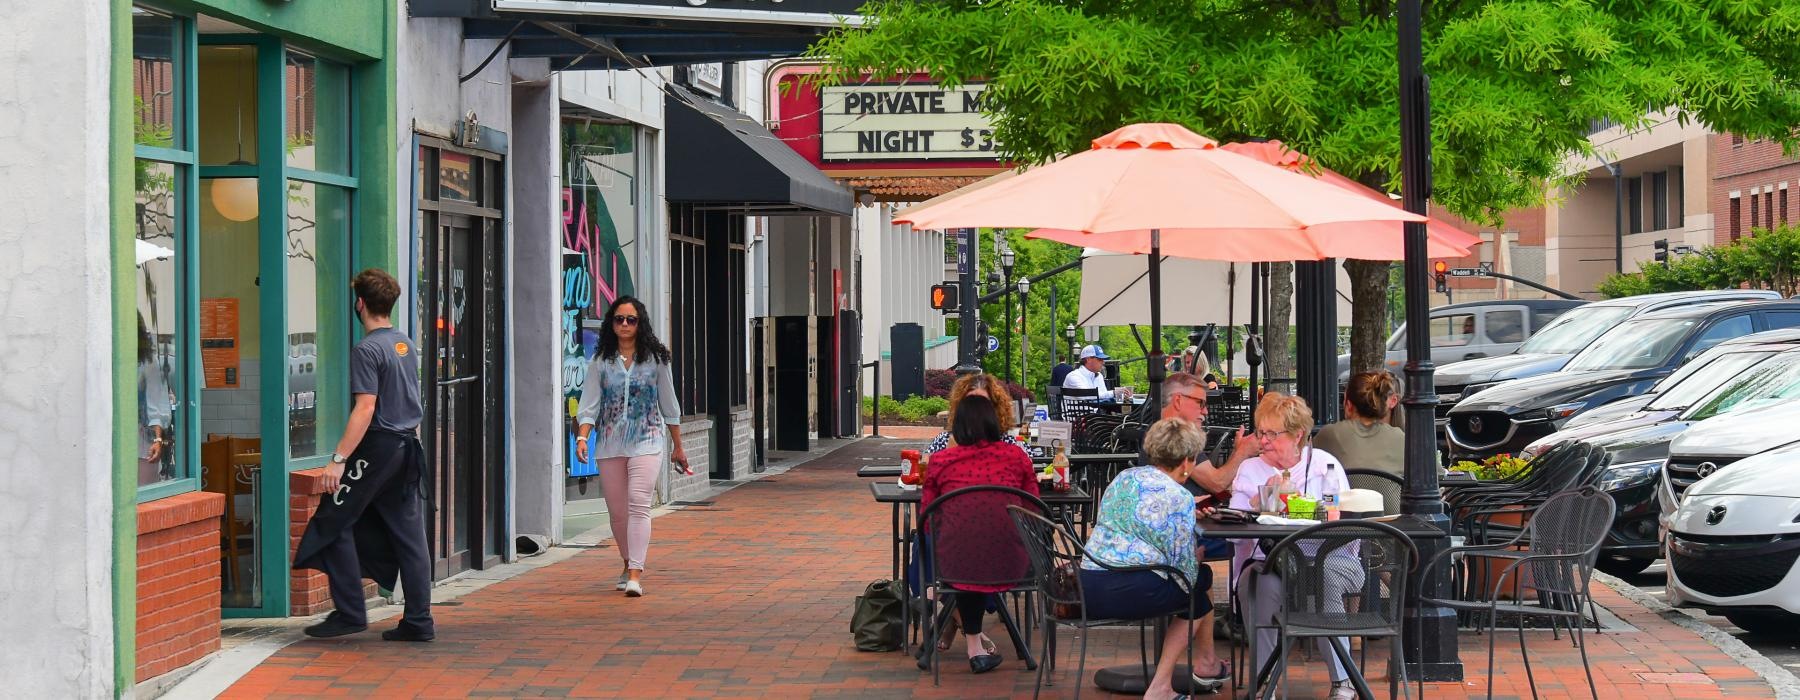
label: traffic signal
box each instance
[1433,260,1449,294]
[1654,239,1669,265]
[930,283,959,312]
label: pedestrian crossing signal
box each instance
[930,284,958,312]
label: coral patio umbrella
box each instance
[894,122,1430,412]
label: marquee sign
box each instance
[820,84,999,162]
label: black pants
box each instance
[315,440,434,631]
[952,590,990,632]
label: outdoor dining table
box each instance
[857,464,905,479]
[1090,514,1449,698]
[868,480,1094,657]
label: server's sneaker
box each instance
[304,612,367,638]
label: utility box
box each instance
[890,323,925,399]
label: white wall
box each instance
[0,1,116,695]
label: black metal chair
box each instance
[917,485,1049,684]
[1007,506,1196,700]
[1344,468,1404,516]
[1246,520,1418,700]
[1420,486,1616,700]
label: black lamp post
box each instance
[1001,245,1016,384]
[1017,276,1031,390]
[1398,0,1462,682]
[1065,324,1078,364]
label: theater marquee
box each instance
[819,84,999,162]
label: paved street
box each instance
[211,438,1784,699]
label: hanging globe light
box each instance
[211,172,258,222]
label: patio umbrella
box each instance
[1076,248,1354,327]
[895,122,1427,413]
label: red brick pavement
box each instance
[221,439,1777,699]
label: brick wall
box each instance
[1710,133,1800,245]
[667,418,714,503]
[289,468,376,616]
[135,491,224,683]
[730,409,754,479]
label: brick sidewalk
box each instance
[220,439,1777,699]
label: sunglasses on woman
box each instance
[613,315,639,326]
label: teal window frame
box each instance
[134,8,201,505]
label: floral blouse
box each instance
[1082,466,1200,592]
[575,353,681,459]
[926,431,1021,456]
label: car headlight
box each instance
[1545,401,1588,423]
[1596,460,1661,492]
[1461,382,1501,399]
[1521,442,1551,459]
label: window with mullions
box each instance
[670,215,707,416]
[134,6,196,497]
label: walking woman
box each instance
[575,295,692,597]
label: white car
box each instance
[1665,443,1800,634]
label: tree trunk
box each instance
[1267,262,1293,393]
[1345,259,1392,375]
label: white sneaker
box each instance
[1330,680,1358,700]
[623,580,644,597]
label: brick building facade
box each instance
[1711,133,1800,245]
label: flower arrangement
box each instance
[1449,453,1533,481]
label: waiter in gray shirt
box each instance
[293,268,435,641]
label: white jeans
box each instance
[1238,557,1367,684]
[599,453,663,570]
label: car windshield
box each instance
[1515,305,1635,355]
[1646,350,1778,411]
[1683,352,1800,421]
[1564,318,1697,371]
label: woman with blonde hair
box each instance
[925,372,1020,456]
[1229,393,1360,699]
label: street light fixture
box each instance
[1017,276,1031,396]
[1000,245,1017,384]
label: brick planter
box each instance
[290,468,376,616]
[135,491,224,683]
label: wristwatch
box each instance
[331,452,348,465]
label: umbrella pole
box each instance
[1226,264,1236,383]
[1146,230,1165,417]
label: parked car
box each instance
[1447,300,1800,462]
[1334,299,1586,382]
[1665,442,1800,634]
[1523,328,1800,452]
[1503,335,1800,575]
[1432,290,1783,426]
[1659,400,1800,529]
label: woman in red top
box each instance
[921,395,1039,674]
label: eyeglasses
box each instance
[613,315,640,326]
[1255,429,1291,442]
[1177,392,1208,411]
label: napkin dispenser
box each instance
[1338,488,1385,519]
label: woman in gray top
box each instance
[1313,372,1405,507]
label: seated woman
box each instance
[1230,393,1362,700]
[926,372,1024,456]
[1313,372,1404,512]
[921,395,1040,674]
[1082,418,1229,700]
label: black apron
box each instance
[291,429,427,590]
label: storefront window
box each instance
[136,162,183,488]
[198,45,258,166]
[285,52,350,174]
[560,118,642,501]
[133,8,181,149]
[286,181,351,459]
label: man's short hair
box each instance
[352,268,403,317]
[1163,371,1202,396]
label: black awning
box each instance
[413,1,858,67]
[664,85,852,216]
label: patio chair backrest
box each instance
[1007,506,1088,611]
[922,485,1048,591]
[1344,468,1403,516]
[1523,486,1616,597]
[1264,520,1417,635]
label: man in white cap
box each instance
[1062,344,1132,401]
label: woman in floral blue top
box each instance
[1082,418,1229,699]
[575,296,688,599]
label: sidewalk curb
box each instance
[1596,571,1800,699]
[157,437,874,700]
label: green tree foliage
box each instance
[814,0,1800,375]
[1598,225,1800,298]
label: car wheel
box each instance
[1596,556,1654,578]
[1724,611,1800,636]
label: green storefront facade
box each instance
[111,0,396,690]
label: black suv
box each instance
[1446,300,1800,461]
